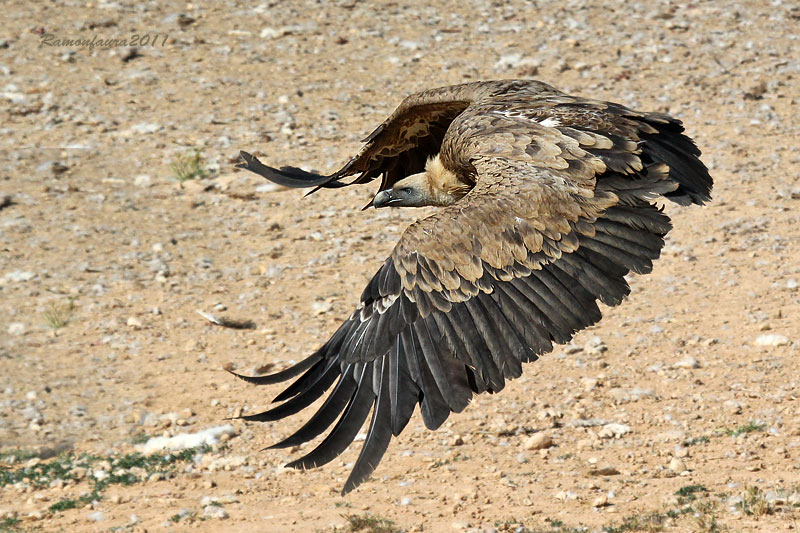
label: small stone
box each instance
[592,494,608,507]
[311,300,333,315]
[581,377,599,391]
[668,457,687,473]
[523,433,553,450]
[588,465,620,476]
[400,497,412,506]
[87,511,104,522]
[7,322,25,336]
[127,317,143,328]
[723,400,742,414]
[451,435,464,446]
[754,334,790,347]
[203,505,228,519]
[554,490,578,501]
[673,356,700,369]
[133,174,151,187]
[598,423,630,439]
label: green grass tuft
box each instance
[1,445,210,515]
[721,421,766,437]
[0,517,22,532]
[343,512,400,533]
[43,298,75,330]
[171,150,209,182]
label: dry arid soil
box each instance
[2,1,800,532]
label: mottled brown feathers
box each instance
[233,79,713,494]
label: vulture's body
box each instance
[234,80,712,494]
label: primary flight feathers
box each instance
[233,79,712,494]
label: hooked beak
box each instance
[372,189,395,209]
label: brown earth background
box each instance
[2,1,800,531]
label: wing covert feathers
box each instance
[233,79,712,494]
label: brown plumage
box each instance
[234,79,713,494]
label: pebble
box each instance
[588,465,620,476]
[754,334,790,347]
[723,400,742,414]
[86,511,104,522]
[523,433,553,450]
[133,174,152,187]
[668,457,688,473]
[554,490,578,502]
[400,497,412,506]
[126,316,143,328]
[673,356,700,369]
[203,505,228,519]
[598,423,630,439]
[592,494,608,507]
[7,322,25,336]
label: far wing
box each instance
[236,84,478,192]
[236,80,569,194]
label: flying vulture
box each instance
[232,79,712,494]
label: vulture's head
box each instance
[372,154,470,208]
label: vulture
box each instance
[232,79,713,494]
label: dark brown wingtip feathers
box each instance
[236,150,338,189]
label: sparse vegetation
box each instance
[1,449,39,463]
[676,484,709,504]
[602,511,669,533]
[1,445,209,515]
[684,436,710,446]
[343,512,400,533]
[737,485,773,518]
[43,298,75,330]
[0,517,22,532]
[721,421,766,437]
[171,149,209,182]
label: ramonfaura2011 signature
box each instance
[39,33,169,49]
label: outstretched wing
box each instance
[232,98,712,494]
[236,80,566,193]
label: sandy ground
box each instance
[2,0,800,531]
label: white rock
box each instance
[133,174,152,187]
[87,511,104,522]
[7,322,25,336]
[523,433,553,450]
[203,505,228,519]
[668,457,688,473]
[754,334,790,347]
[136,424,236,454]
[3,270,34,283]
[673,356,700,369]
[723,400,742,414]
[598,423,630,439]
[311,300,333,315]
